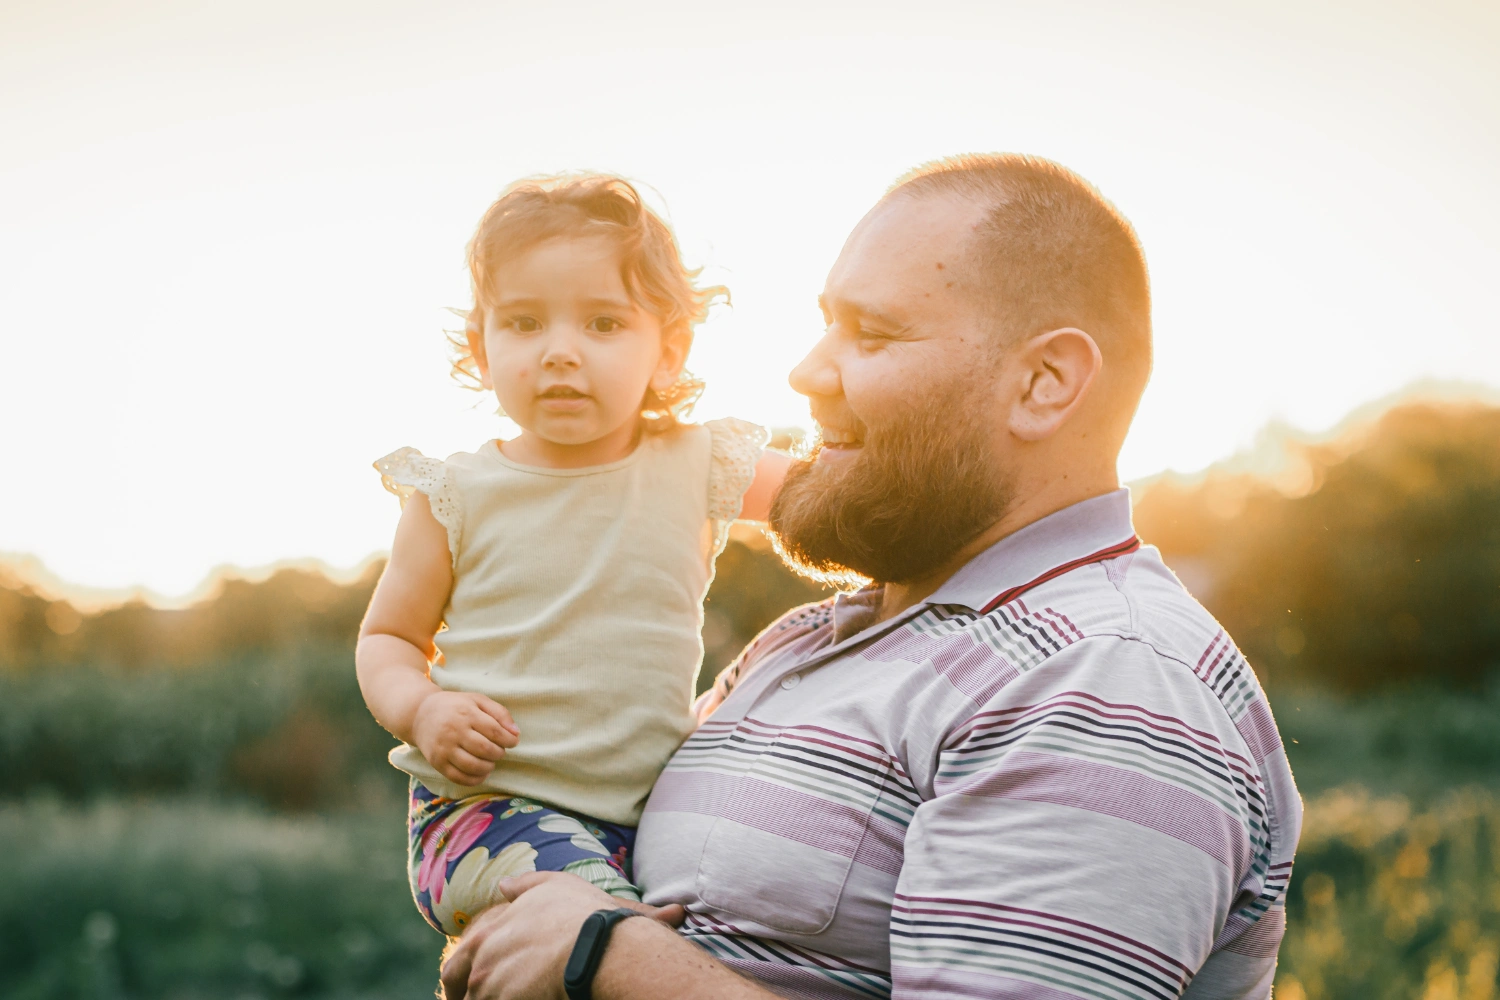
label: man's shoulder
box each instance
[888,543,1272,742]
[1019,543,1286,767]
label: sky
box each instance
[1,0,1497,598]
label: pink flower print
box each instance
[610,844,629,875]
[417,808,492,905]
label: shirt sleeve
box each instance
[890,635,1280,999]
[373,447,463,569]
[705,417,770,523]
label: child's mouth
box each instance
[537,387,590,411]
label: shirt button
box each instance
[780,673,802,690]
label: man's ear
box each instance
[1007,327,1103,442]
[649,329,692,393]
[466,317,493,391]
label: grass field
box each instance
[2,796,441,1000]
[8,780,1498,999]
[5,648,1499,997]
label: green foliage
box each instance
[1,797,442,1000]
[0,646,405,808]
[0,537,829,808]
[0,566,381,673]
[1277,787,1500,1000]
[1278,685,1500,803]
[700,533,831,692]
[1135,402,1500,692]
[6,403,1500,995]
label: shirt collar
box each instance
[926,488,1137,613]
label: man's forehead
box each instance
[823,193,986,311]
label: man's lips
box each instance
[815,424,864,462]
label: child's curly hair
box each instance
[452,174,727,432]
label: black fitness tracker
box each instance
[563,907,642,1000]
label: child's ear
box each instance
[466,316,493,390]
[650,329,692,393]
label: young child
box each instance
[355,175,788,940]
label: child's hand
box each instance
[410,691,520,786]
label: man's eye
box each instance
[589,317,621,334]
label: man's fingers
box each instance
[473,696,521,736]
[616,899,687,925]
[439,905,508,1000]
[496,870,562,903]
[438,936,475,1000]
[653,903,687,926]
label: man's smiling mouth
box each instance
[816,423,865,459]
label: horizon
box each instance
[4,0,1497,594]
[7,379,1493,609]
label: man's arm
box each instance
[736,449,794,523]
[439,873,782,1000]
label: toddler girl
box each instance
[355,175,788,939]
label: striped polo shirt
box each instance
[634,489,1302,1000]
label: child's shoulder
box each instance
[654,416,767,455]
[373,443,494,480]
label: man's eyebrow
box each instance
[822,293,908,332]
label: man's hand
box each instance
[411,691,520,786]
[440,873,685,1000]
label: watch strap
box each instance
[563,907,641,1000]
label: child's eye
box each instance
[588,317,622,334]
[509,316,541,333]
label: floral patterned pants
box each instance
[407,781,639,937]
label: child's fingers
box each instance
[469,709,520,749]
[460,729,507,762]
[440,764,486,786]
[472,696,520,736]
[446,747,497,779]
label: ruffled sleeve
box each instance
[373,448,463,568]
[706,417,770,524]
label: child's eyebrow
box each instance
[491,295,546,310]
[578,296,637,312]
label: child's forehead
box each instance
[486,234,634,303]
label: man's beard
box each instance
[768,401,1013,586]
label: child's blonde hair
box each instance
[453,174,727,432]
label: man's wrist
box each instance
[563,908,642,1000]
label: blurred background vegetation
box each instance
[3,400,1498,999]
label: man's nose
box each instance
[788,331,842,400]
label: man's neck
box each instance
[874,467,1119,624]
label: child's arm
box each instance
[735,450,795,523]
[356,493,519,786]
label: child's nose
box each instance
[540,333,582,370]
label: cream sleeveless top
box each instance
[374,418,767,825]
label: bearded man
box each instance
[440,154,1302,1000]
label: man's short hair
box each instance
[889,154,1152,397]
